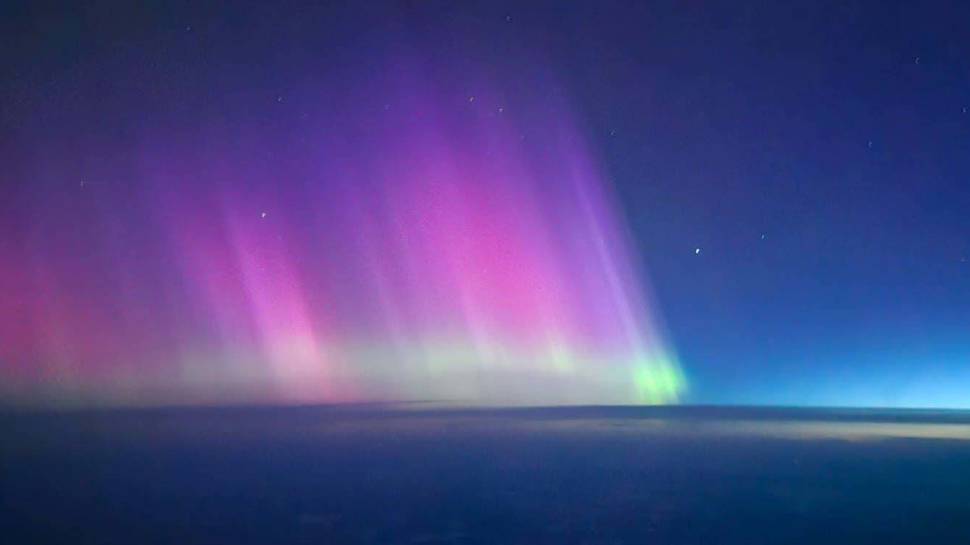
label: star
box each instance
[468,96,475,103]
[260,212,267,219]
[760,233,766,240]
[915,56,920,65]
[867,140,873,149]
[276,95,284,103]
[694,248,701,255]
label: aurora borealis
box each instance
[6,1,970,410]
[0,12,683,407]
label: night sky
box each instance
[2,1,969,408]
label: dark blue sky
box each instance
[512,0,970,405]
[2,1,969,407]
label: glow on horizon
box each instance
[0,57,684,408]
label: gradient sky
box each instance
[2,1,969,408]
